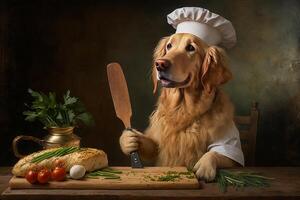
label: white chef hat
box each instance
[167,7,237,49]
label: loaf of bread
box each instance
[12,148,108,177]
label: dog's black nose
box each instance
[155,59,171,72]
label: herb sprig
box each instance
[215,169,274,192]
[86,168,122,179]
[144,170,195,182]
[31,146,80,163]
[23,89,94,128]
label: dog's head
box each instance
[152,33,232,94]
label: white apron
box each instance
[207,121,245,166]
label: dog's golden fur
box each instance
[120,33,239,180]
[144,88,234,167]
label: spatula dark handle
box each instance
[126,128,143,168]
[130,151,143,168]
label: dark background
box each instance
[0,0,299,167]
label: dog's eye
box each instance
[186,44,195,52]
[166,43,172,50]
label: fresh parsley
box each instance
[23,89,94,128]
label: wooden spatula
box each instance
[107,62,143,168]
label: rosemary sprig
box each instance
[215,169,274,192]
[31,146,80,163]
[86,168,122,179]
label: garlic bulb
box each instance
[69,165,86,179]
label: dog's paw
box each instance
[193,152,217,182]
[119,129,141,155]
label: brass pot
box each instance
[12,127,81,158]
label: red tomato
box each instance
[37,169,51,184]
[51,167,66,181]
[25,170,38,184]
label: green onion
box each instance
[31,146,80,163]
[104,176,121,179]
[144,170,193,182]
[101,167,122,174]
[85,168,122,180]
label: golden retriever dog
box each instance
[120,33,240,181]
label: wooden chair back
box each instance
[234,102,259,166]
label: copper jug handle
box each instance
[12,135,43,158]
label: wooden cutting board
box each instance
[9,167,200,190]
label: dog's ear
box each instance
[200,46,232,93]
[152,36,169,94]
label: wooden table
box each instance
[1,167,300,200]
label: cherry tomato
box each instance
[25,170,38,184]
[51,167,66,181]
[37,168,51,184]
